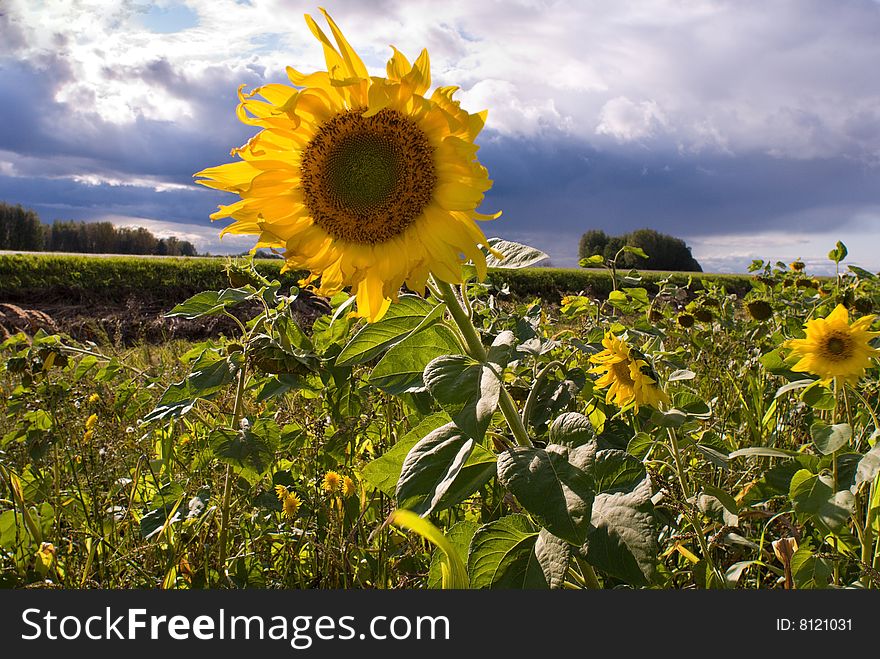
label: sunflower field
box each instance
[2,10,880,591]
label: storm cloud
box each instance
[2,0,880,270]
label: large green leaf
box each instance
[549,412,597,448]
[467,515,547,589]
[497,444,595,544]
[534,529,571,589]
[590,449,646,494]
[165,287,253,319]
[396,423,474,516]
[581,479,657,586]
[484,238,549,269]
[855,441,880,491]
[424,354,500,441]
[336,295,440,367]
[143,352,240,422]
[369,325,462,395]
[428,520,479,589]
[789,469,854,531]
[810,421,852,456]
[208,418,280,477]
[361,414,450,496]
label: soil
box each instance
[0,294,331,345]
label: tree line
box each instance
[579,228,702,272]
[0,202,198,256]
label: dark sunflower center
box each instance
[610,361,635,387]
[822,332,852,361]
[300,108,436,244]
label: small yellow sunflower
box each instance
[321,470,342,494]
[195,10,498,321]
[790,260,806,272]
[274,484,289,501]
[283,492,302,519]
[785,304,880,384]
[589,333,669,412]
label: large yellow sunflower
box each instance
[785,303,879,384]
[195,9,497,321]
[589,333,669,412]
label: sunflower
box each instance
[321,470,342,494]
[195,10,497,321]
[785,304,880,384]
[282,492,302,519]
[589,333,669,412]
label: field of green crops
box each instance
[1,248,879,590]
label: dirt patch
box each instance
[0,293,333,345]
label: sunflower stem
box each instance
[217,354,248,586]
[434,279,532,447]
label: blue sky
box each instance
[2,0,880,272]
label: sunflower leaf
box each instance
[497,444,595,545]
[484,238,549,269]
[336,295,440,367]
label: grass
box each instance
[0,253,756,306]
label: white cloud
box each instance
[596,97,667,142]
[96,214,256,255]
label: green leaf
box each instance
[549,412,597,448]
[497,444,595,545]
[208,418,279,477]
[396,423,474,516]
[467,514,547,589]
[855,442,880,491]
[424,354,500,441]
[165,287,253,319]
[789,469,854,531]
[428,520,479,589]
[810,421,851,455]
[335,295,439,367]
[579,254,605,268]
[668,369,696,382]
[622,245,648,259]
[828,240,848,264]
[790,540,832,589]
[534,529,571,589]
[391,510,469,589]
[143,352,239,422]
[590,449,646,494]
[801,381,836,410]
[484,238,549,269]
[774,379,814,398]
[848,265,877,280]
[581,479,657,587]
[369,324,463,395]
[361,414,450,496]
[728,446,801,460]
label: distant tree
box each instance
[578,227,701,272]
[0,202,44,250]
[2,202,200,256]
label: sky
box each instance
[2,0,880,273]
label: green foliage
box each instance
[3,240,880,592]
[578,227,702,272]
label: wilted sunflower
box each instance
[341,475,357,498]
[785,304,880,384]
[195,10,497,321]
[589,333,669,412]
